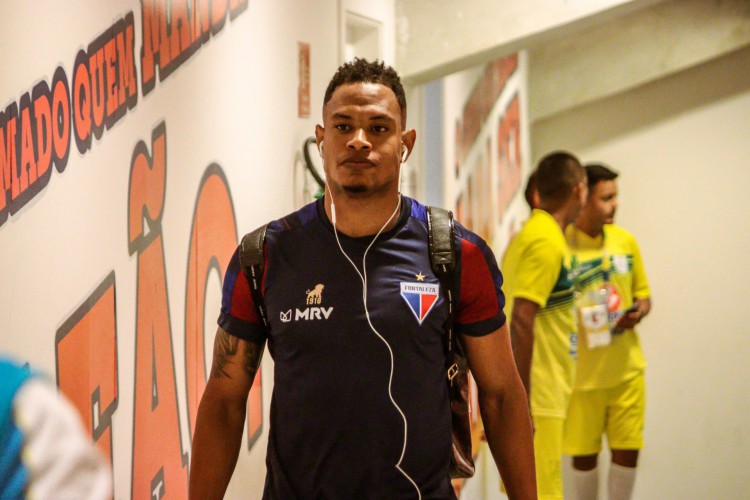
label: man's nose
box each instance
[347,129,371,150]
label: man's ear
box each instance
[315,125,324,148]
[401,129,416,161]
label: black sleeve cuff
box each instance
[218,312,268,344]
[456,312,507,337]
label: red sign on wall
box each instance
[298,42,311,118]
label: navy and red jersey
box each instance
[219,196,506,499]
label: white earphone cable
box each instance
[324,154,421,498]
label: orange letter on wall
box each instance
[128,122,189,499]
[141,0,171,95]
[56,272,119,464]
[183,164,264,449]
[0,107,18,220]
[184,166,235,432]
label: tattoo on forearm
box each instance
[243,341,264,379]
[211,331,239,379]
[210,330,264,381]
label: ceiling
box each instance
[396,0,750,121]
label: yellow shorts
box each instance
[533,416,565,500]
[563,373,645,456]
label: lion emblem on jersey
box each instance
[306,284,325,304]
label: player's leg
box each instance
[563,389,607,499]
[610,449,638,467]
[606,373,645,500]
[532,416,565,500]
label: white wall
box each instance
[533,46,750,499]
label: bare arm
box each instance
[189,328,265,500]
[462,324,536,499]
[509,298,539,399]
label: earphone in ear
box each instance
[401,145,409,163]
[318,141,324,158]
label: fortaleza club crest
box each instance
[400,281,439,324]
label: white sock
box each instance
[608,463,637,500]
[572,467,599,500]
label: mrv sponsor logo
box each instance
[280,283,333,322]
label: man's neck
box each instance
[539,206,570,232]
[324,190,402,238]
[575,218,604,238]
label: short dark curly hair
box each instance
[585,163,619,189]
[535,151,586,208]
[323,58,407,122]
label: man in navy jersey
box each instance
[189,58,535,499]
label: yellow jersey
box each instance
[566,224,650,390]
[502,209,577,418]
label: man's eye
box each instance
[372,125,388,133]
[334,124,350,131]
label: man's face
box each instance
[581,179,618,227]
[315,82,414,198]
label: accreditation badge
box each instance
[576,288,612,349]
[605,283,627,334]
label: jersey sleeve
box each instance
[511,237,563,308]
[455,227,507,337]
[629,236,651,299]
[217,246,268,343]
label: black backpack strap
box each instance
[427,206,460,384]
[239,223,270,328]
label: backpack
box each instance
[238,206,475,479]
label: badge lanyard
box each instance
[572,228,616,349]
[600,236,611,284]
